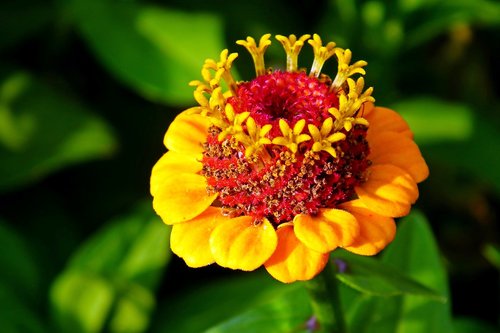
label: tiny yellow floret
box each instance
[237,34,272,76]
[272,119,311,153]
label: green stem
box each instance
[305,262,346,333]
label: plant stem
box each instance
[305,262,346,333]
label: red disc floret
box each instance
[228,71,338,137]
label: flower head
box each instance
[151,34,429,283]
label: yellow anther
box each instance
[214,104,250,141]
[275,34,311,72]
[207,87,226,118]
[199,49,238,94]
[235,117,272,158]
[272,119,311,153]
[347,77,375,105]
[308,34,338,77]
[332,48,368,90]
[329,92,370,132]
[236,34,272,76]
[308,118,346,157]
[193,89,209,107]
[217,49,239,94]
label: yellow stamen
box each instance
[308,34,338,77]
[275,34,311,72]
[272,119,311,154]
[307,118,346,157]
[236,34,272,76]
[347,77,374,105]
[235,117,272,158]
[213,104,250,141]
[204,50,238,92]
[331,48,368,91]
[217,50,239,94]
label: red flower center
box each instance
[228,71,338,137]
[201,71,370,225]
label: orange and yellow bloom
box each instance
[151,34,429,283]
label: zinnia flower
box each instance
[151,34,429,283]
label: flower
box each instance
[151,34,429,283]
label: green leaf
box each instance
[152,272,292,333]
[0,71,117,192]
[346,211,454,333]
[392,97,500,193]
[332,251,445,301]
[203,283,311,333]
[68,203,170,290]
[50,202,170,333]
[0,220,40,302]
[391,97,474,144]
[453,317,498,333]
[482,243,500,270]
[69,0,226,105]
[50,271,115,333]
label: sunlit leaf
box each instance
[0,71,117,192]
[332,250,445,301]
[68,0,226,105]
[50,202,170,333]
[68,203,170,290]
[51,271,115,333]
[203,283,311,333]
[152,272,291,333]
[347,211,454,333]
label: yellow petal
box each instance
[340,200,396,255]
[293,209,359,253]
[170,207,226,268]
[150,151,202,196]
[356,164,418,218]
[152,173,217,224]
[366,107,413,139]
[210,217,277,271]
[369,131,429,183]
[164,112,211,155]
[265,225,329,283]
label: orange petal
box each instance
[360,101,375,117]
[265,224,329,283]
[355,164,418,218]
[152,173,217,224]
[150,151,202,196]
[340,200,396,255]
[294,209,359,253]
[170,207,227,268]
[164,112,211,155]
[369,131,429,183]
[209,217,277,271]
[366,107,413,139]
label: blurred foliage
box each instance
[0,0,498,332]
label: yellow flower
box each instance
[151,34,429,283]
